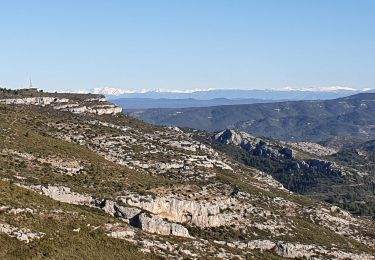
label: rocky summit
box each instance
[0,89,375,259]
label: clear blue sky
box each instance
[0,0,374,91]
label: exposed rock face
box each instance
[213,129,347,177]
[9,208,34,215]
[121,194,229,227]
[213,129,294,160]
[274,241,316,258]
[22,186,191,238]
[214,129,255,146]
[105,223,136,239]
[98,199,141,220]
[0,97,68,106]
[95,201,191,238]
[94,199,191,238]
[246,240,276,251]
[0,95,122,115]
[30,185,94,205]
[133,213,190,238]
[61,104,122,115]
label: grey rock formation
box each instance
[35,185,94,205]
[0,223,45,243]
[0,97,68,106]
[274,241,316,258]
[122,194,229,227]
[213,129,294,160]
[133,213,190,238]
[98,199,141,220]
[0,96,122,115]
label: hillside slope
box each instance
[0,89,374,259]
[191,129,375,219]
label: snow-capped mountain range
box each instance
[89,86,368,95]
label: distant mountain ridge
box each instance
[112,97,275,109]
[102,87,374,109]
[128,92,375,143]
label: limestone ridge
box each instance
[20,184,191,238]
[0,89,122,115]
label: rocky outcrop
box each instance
[60,104,122,115]
[0,97,69,106]
[22,186,191,238]
[213,130,346,177]
[121,194,229,227]
[246,239,276,251]
[214,129,256,146]
[9,208,34,214]
[98,200,190,238]
[89,105,123,115]
[0,223,45,243]
[105,223,136,239]
[29,185,94,205]
[132,213,190,237]
[289,159,343,175]
[274,241,316,258]
[98,199,141,220]
[213,129,295,160]
[0,95,122,115]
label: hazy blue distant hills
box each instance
[112,97,275,109]
[106,87,373,109]
[128,92,375,143]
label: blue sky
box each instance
[0,0,374,91]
